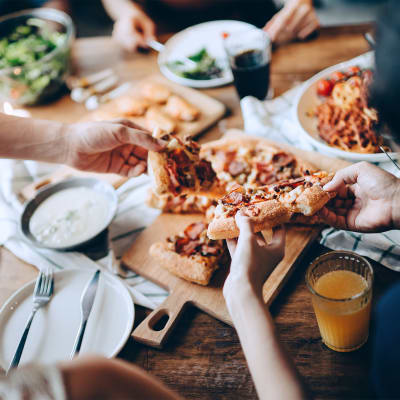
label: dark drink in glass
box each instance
[224,29,271,100]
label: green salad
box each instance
[167,48,223,80]
[0,18,69,105]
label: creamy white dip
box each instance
[29,187,112,248]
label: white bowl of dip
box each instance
[20,178,118,251]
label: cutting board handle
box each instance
[132,291,189,348]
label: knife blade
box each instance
[70,270,101,358]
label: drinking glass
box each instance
[223,28,271,100]
[306,251,374,352]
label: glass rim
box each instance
[305,250,374,303]
[223,27,271,48]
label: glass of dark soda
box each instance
[223,29,271,100]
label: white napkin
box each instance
[0,160,168,309]
[240,55,400,271]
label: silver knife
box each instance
[70,270,100,358]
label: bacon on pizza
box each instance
[149,221,228,285]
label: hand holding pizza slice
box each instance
[207,171,336,240]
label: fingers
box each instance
[297,13,319,39]
[324,163,366,192]
[116,125,165,151]
[285,4,311,37]
[318,207,348,230]
[269,225,286,250]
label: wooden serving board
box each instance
[122,130,351,349]
[81,74,226,139]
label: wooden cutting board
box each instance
[121,130,351,349]
[81,74,226,139]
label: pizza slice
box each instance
[149,221,228,285]
[147,190,217,214]
[148,133,225,197]
[207,171,335,240]
[200,136,316,191]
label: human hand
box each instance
[263,0,319,45]
[319,162,400,232]
[63,119,164,177]
[112,9,156,51]
[223,212,286,299]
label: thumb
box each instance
[235,211,254,239]
[117,126,165,151]
[323,163,362,192]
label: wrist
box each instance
[223,278,263,309]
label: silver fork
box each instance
[7,268,54,373]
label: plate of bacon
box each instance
[294,51,400,162]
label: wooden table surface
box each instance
[1,24,399,399]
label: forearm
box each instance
[225,283,307,400]
[0,113,67,164]
[102,0,142,21]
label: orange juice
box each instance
[312,270,372,352]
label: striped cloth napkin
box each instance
[240,59,400,271]
[0,159,168,309]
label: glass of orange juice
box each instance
[306,251,374,352]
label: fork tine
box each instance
[42,268,51,296]
[34,271,43,296]
[45,268,54,296]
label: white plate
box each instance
[159,20,256,88]
[294,51,400,162]
[0,269,134,369]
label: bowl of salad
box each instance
[0,8,74,106]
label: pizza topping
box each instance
[258,171,276,185]
[171,148,191,168]
[243,205,261,217]
[272,152,295,167]
[168,221,225,257]
[195,159,216,184]
[201,245,219,256]
[184,222,207,240]
[166,159,182,191]
[228,160,246,176]
[222,190,246,206]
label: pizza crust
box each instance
[207,200,292,240]
[149,242,219,285]
[147,151,170,195]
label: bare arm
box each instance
[0,113,163,177]
[223,214,307,400]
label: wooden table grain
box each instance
[2,24,398,399]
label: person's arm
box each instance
[319,161,400,232]
[223,214,307,400]
[102,0,156,51]
[264,0,319,45]
[0,113,163,177]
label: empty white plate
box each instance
[0,269,134,369]
[159,20,256,88]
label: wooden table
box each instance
[1,24,398,399]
